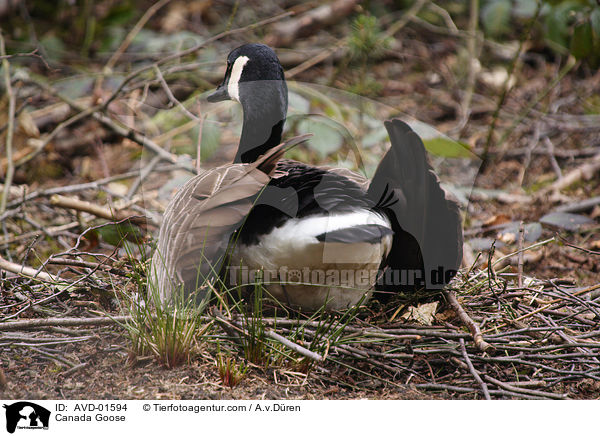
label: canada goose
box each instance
[151,43,463,311]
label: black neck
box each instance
[234,114,285,164]
[233,80,288,164]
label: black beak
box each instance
[207,84,229,102]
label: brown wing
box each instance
[150,135,311,301]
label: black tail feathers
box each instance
[370,119,463,295]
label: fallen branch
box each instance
[46,257,130,277]
[266,0,361,47]
[153,64,200,122]
[102,11,294,110]
[540,153,600,195]
[214,310,324,362]
[0,255,57,282]
[459,338,491,400]
[0,222,79,248]
[0,31,16,213]
[553,196,600,214]
[443,289,491,351]
[27,77,187,170]
[0,315,132,331]
[265,329,324,362]
[49,194,144,224]
[482,374,567,399]
[105,0,171,73]
[5,163,182,211]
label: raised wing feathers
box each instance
[151,136,310,301]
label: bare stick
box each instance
[105,0,172,72]
[5,163,182,210]
[14,104,101,168]
[49,194,143,223]
[46,258,129,277]
[383,0,427,38]
[553,196,600,214]
[482,374,567,399]
[126,153,162,199]
[483,282,600,334]
[544,136,563,180]
[286,41,346,79]
[459,338,491,400]
[61,362,89,376]
[517,221,524,289]
[0,255,57,282]
[264,329,323,361]
[27,77,186,169]
[265,0,360,47]
[444,289,491,351]
[0,31,16,213]
[102,11,294,109]
[541,152,600,194]
[26,347,76,368]
[458,0,480,130]
[215,311,324,362]
[93,0,172,106]
[0,315,133,331]
[153,64,200,122]
[0,222,79,248]
[196,105,204,173]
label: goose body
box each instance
[151,43,463,311]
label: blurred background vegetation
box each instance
[1,0,599,65]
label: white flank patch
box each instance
[236,209,393,269]
[232,209,394,311]
[272,209,391,241]
[228,55,249,102]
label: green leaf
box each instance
[544,1,582,48]
[590,8,600,38]
[197,121,221,161]
[481,0,512,37]
[422,137,472,159]
[288,91,311,114]
[297,118,344,158]
[361,127,389,148]
[54,76,95,100]
[102,2,136,27]
[570,21,593,59]
[39,34,66,63]
[514,0,538,18]
[97,222,144,246]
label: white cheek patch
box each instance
[228,55,250,102]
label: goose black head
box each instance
[208,44,288,164]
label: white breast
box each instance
[230,209,393,310]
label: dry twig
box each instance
[444,289,491,351]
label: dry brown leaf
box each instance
[499,231,516,244]
[401,301,439,326]
[17,110,40,138]
[483,214,511,227]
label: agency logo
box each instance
[3,402,50,434]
